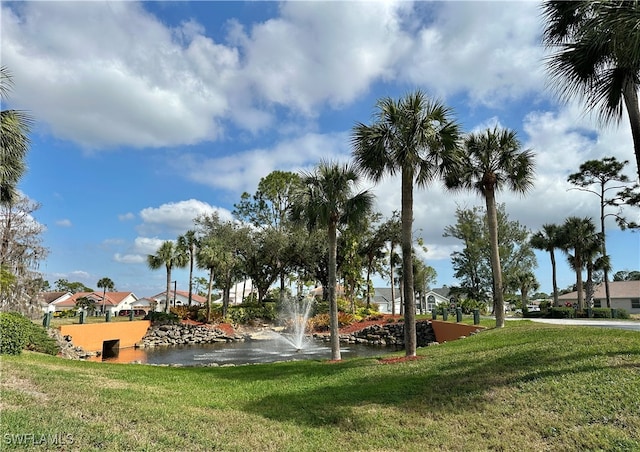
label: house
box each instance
[372,287,452,314]
[149,279,262,311]
[43,291,141,315]
[372,287,400,314]
[149,289,208,312]
[37,291,72,313]
[558,280,640,314]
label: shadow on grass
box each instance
[230,325,640,429]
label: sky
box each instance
[2,0,639,299]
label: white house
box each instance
[558,280,640,314]
[149,289,208,312]
[372,287,452,314]
[43,291,140,315]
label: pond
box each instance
[90,339,399,366]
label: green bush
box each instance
[228,302,277,325]
[25,323,59,355]
[551,307,575,319]
[0,312,29,355]
[0,312,58,356]
[613,308,630,319]
[592,308,612,318]
[144,311,179,324]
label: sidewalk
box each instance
[524,317,640,331]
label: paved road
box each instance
[523,318,640,332]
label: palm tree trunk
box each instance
[401,168,416,356]
[389,242,396,315]
[550,250,559,307]
[328,221,341,361]
[165,265,172,313]
[623,83,640,182]
[188,243,195,306]
[206,269,214,323]
[575,256,585,311]
[485,190,505,328]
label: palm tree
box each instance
[196,235,222,323]
[290,160,374,361]
[1,66,33,205]
[530,223,562,307]
[515,271,539,313]
[96,277,115,315]
[351,90,462,356]
[558,216,598,310]
[446,127,535,328]
[541,1,640,180]
[178,230,199,306]
[147,241,188,312]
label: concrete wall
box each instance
[430,320,485,343]
[59,321,151,352]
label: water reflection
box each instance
[90,339,397,366]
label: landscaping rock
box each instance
[140,323,242,348]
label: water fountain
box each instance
[275,296,315,351]
[95,295,389,365]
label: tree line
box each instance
[2,2,640,359]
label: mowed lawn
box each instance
[1,322,639,451]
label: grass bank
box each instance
[1,322,639,451]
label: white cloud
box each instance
[400,1,546,105]
[113,253,145,264]
[184,132,350,193]
[56,219,72,227]
[234,1,411,114]
[137,199,232,236]
[118,212,135,221]
[1,2,234,149]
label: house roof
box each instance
[150,289,207,305]
[38,291,70,303]
[558,280,640,300]
[50,291,137,308]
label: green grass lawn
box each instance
[2,322,639,451]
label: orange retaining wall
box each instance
[59,321,151,352]
[430,320,485,343]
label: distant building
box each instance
[39,291,140,315]
[558,280,640,314]
[373,287,452,314]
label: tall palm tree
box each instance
[559,216,598,310]
[530,223,562,306]
[1,66,33,205]
[178,230,199,306]
[147,241,188,312]
[96,277,115,315]
[290,160,374,361]
[541,1,640,180]
[351,90,462,356]
[446,127,535,328]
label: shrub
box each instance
[613,308,630,319]
[227,302,278,325]
[592,308,612,319]
[458,298,488,315]
[523,310,546,318]
[25,324,59,355]
[0,312,29,355]
[550,307,575,319]
[144,311,180,324]
[309,313,329,332]
[0,312,58,356]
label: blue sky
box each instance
[2,1,638,299]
